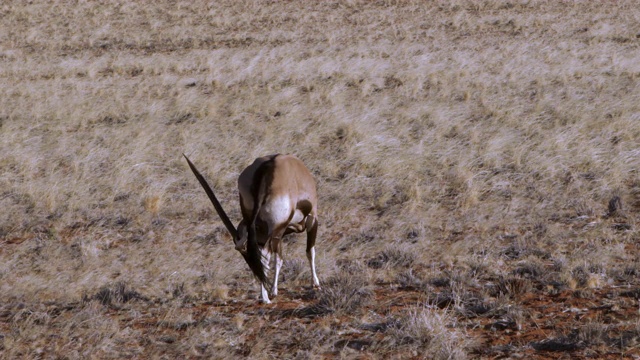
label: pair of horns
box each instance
[183,154,237,239]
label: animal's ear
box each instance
[234,222,247,250]
[236,222,247,241]
[183,154,238,240]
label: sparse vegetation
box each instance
[387,307,470,359]
[304,271,372,317]
[1,0,640,358]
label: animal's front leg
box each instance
[271,251,283,297]
[259,247,271,303]
[270,236,283,297]
[260,282,271,304]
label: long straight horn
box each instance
[183,154,238,240]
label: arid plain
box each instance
[1,1,640,358]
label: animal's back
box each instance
[271,154,317,206]
[238,154,316,219]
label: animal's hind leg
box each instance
[305,215,320,288]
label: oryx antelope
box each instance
[183,153,320,304]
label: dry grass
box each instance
[1,0,640,358]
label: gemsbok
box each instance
[183,153,320,304]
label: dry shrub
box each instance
[396,269,427,289]
[89,281,147,307]
[298,272,371,317]
[493,276,533,299]
[281,258,307,285]
[388,307,470,359]
[577,322,609,346]
[366,246,415,270]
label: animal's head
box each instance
[183,154,269,287]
